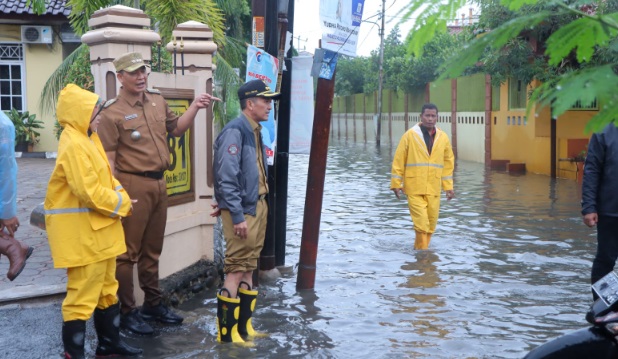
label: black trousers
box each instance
[591,215,618,299]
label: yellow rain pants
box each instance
[62,257,118,321]
[407,194,441,249]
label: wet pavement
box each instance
[0,142,598,358]
[0,157,65,302]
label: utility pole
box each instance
[376,0,385,146]
[293,35,307,51]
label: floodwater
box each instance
[127,140,596,358]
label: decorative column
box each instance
[165,21,217,79]
[81,5,160,100]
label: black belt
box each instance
[259,194,268,201]
[119,170,164,180]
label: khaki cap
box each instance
[113,52,149,72]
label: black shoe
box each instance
[140,303,184,324]
[120,309,154,335]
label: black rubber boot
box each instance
[216,288,244,343]
[62,320,86,359]
[237,281,266,338]
[94,303,143,357]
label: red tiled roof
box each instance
[0,0,70,16]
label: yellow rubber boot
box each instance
[216,289,245,343]
[238,282,268,339]
[414,230,430,250]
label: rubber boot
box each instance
[62,320,86,359]
[94,303,142,357]
[414,230,429,250]
[0,233,33,281]
[237,281,267,339]
[216,288,245,343]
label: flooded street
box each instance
[129,140,596,358]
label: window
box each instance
[508,78,527,109]
[0,43,24,112]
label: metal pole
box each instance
[275,0,292,267]
[259,0,279,272]
[376,0,385,146]
[296,66,336,291]
[252,0,267,287]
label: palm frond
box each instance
[39,44,89,115]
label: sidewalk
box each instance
[0,157,66,303]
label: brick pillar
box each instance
[82,5,160,99]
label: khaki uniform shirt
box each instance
[98,87,179,173]
[247,117,268,195]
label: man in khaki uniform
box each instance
[98,52,219,335]
[211,79,279,343]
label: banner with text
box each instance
[290,56,314,154]
[319,0,365,57]
[246,45,279,165]
[165,99,191,196]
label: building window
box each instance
[508,78,527,109]
[0,43,24,112]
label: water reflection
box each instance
[125,140,595,358]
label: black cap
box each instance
[238,80,281,101]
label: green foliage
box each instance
[40,44,90,115]
[4,109,44,144]
[402,0,618,132]
[400,0,468,56]
[26,0,47,15]
[335,28,462,96]
[145,0,225,45]
[335,56,370,96]
[546,13,618,65]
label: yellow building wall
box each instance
[0,25,21,42]
[1,24,63,153]
[491,79,596,180]
[25,37,63,153]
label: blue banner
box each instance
[245,45,279,165]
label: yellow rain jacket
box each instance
[390,123,454,195]
[45,84,132,268]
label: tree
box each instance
[334,56,371,96]
[401,0,618,133]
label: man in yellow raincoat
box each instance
[390,103,455,250]
[45,84,141,359]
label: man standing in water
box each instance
[98,52,219,334]
[390,103,455,250]
[582,123,618,300]
[211,79,279,343]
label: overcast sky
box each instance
[292,0,479,57]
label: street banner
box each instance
[319,0,365,57]
[290,56,314,154]
[246,45,279,165]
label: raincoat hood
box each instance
[57,84,99,134]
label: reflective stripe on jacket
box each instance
[45,84,132,268]
[390,123,454,196]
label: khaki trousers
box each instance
[221,198,268,273]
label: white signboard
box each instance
[290,56,315,154]
[320,0,365,57]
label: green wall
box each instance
[456,73,486,111]
[332,74,491,115]
[429,80,452,112]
